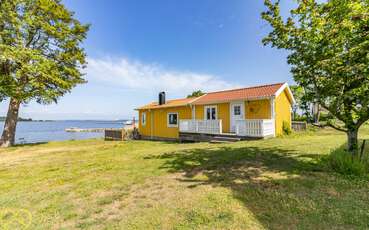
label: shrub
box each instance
[324,147,369,176]
[282,121,292,135]
[293,114,307,122]
[319,112,334,122]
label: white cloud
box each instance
[85,57,237,95]
[0,57,239,119]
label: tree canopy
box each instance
[290,85,307,120]
[262,0,369,152]
[0,0,89,146]
[0,0,89,104]
[187,90,206,98]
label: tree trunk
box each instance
[347,128,358,155]
[314,104,320,124]
[0,98,20,147]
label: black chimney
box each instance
[159,92,166,105]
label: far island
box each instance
[0,116,33,122]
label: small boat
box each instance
[124,120,133,125]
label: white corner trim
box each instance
[270,97,275,119]
[268,98,276,137]
[274,83,296,104]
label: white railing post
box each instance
[236,121,239,135]
[179,119,222,134]
[261,120,264,136]
[231,119,274,138]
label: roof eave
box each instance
[274,82,296,104]
[192,96,273,105]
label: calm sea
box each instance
[0,120,125,144]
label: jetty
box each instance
[65,125,134,133]
[65,128,122,132]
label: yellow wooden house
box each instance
[135,82,295,141]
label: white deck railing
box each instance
[235,119,275,137]
[179,119,222,134]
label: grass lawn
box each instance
[1,126,369,229]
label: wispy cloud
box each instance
[86,57,237,95]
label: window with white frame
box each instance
[234,105,241,115]
[205,106,217,120]
[141,112,146,126]
[167,112,178,127]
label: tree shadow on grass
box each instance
[13,142,48,147]
[146,145,369,229]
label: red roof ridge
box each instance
[205,82,286,95]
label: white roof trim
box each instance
[274,83,296,104]
[188,93,208,104]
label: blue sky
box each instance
[0,0,295,120]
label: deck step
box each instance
[210,140,232,144]
[210,136,241,143]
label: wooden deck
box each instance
[179,119,275,138]
[179,132,262,143]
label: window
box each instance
[234,105,241,115]
[205,106,217,120]
[167,113,178,127]
[141,112,146,126]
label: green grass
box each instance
[0,126,369,229]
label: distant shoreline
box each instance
[0,120,126,144]
[0,119,130,122]
[0,117,33,122]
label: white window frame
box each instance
[141,112,146,126]
[167,112,179,127]
[230,101,245,118]
[233,105,241,116]
[204,105,217,120]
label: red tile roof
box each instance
[136,83,289,110]
[136,97,198,110]
[192,83,285,104]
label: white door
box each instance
[230,102,244,132]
